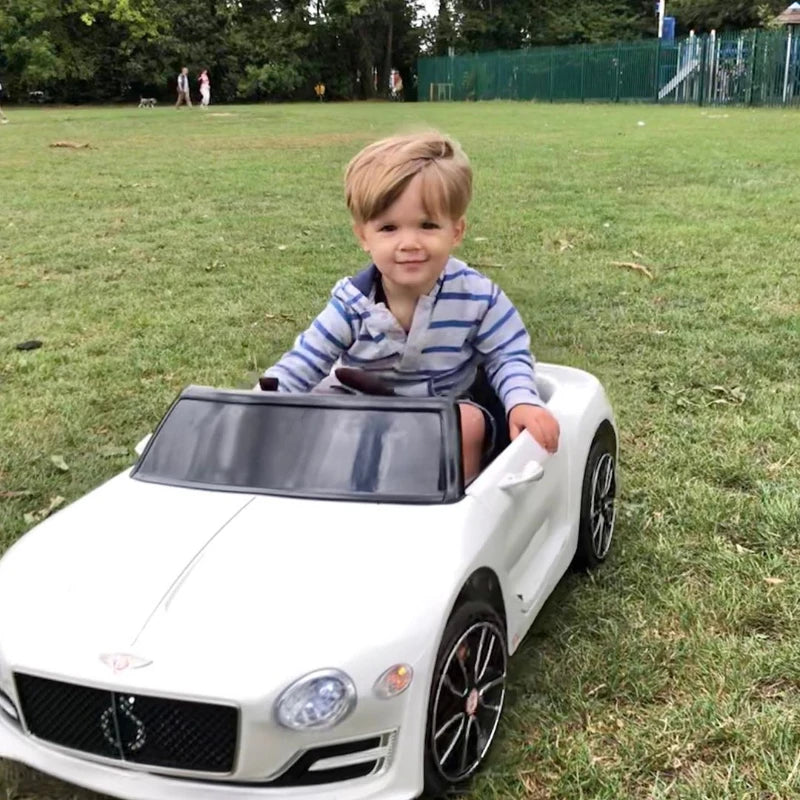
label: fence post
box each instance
[709,29,718,103]
[654,38,662,102]
[581,44,586,102]
[748,30,758,105]
[615,41,622,101]
[697,34,707,106]
[782,28,793,104]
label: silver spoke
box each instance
[591,465,601,500]
[592,512,604,546]
[435,711,465,741]
[460,715,476,773]
[438,714,466,766]
[473,712,486,750]
[473,628,488,681]
[593,514,604,542]
[456,649,469,687]
[595,524,606,554]
[601,457,614,495]
[443,674,467,698]
[479,674,506,713]
[478,674,505,697]
[476,632,496,682]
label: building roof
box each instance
[777,2,800,24]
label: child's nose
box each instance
[398,229,421,249]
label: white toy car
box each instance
[0,363,617,800]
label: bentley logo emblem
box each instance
[99,653,152,672]
[100,696,146,754]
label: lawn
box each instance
[0,101,798,799]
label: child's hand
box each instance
[508,404,560,453]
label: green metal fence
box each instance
[418,29,800,107]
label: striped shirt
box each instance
[264,257,542,412]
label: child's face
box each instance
[354,173,465,295]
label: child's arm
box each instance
[263,288,356,391]
[474,285,542,410]
[475,285,560,452]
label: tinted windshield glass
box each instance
[134,398,447,501]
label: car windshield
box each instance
[133,394,459,502]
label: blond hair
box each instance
[344,132,472,225]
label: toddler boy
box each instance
[263,131,559,480]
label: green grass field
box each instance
[1,101,798,800]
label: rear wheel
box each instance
[574,431,617,568]
[423,601,507,798]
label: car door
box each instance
[465,431,562,611]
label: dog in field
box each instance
[138,97,157,108]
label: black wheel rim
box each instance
[589,452,616,559]
[430,621,507,783]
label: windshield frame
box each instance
[130,386,465,504]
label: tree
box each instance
[528,0,650,45]
[450,0,530,52]
[0,0,168,100]
[432,0,456,56]
[668,0,787,33]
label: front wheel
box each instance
[423,601,507,798]
[574,431,617,568]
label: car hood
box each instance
[0,473,253,666]
[0,475,474,697]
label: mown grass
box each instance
[1,101,798,799]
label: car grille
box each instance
[14,672,238,773]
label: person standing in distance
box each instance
[175,67,192,108]
[0,76,9,124]
[199,70,211,108]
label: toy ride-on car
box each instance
[0,362,617,800]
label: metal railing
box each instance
[418,29,800,107]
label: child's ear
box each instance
[352,223,370,252]
[452,217,466,247]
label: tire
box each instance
[574,430,617,569]
[423,601,507,798]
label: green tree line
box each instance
[0,0,789,103]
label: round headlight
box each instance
[275,669,356,730]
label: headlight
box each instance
[275,669,356,730]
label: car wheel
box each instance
[574,430,617,568]
[423,601,507,798]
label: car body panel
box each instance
[0,363,616,800]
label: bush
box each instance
[237,61,303,101]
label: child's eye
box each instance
[421,221,441,230]
[378,224,396,232]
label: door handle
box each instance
[498,460,544,490]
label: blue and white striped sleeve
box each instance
[474,285,542,412]
[263,291,356,392]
